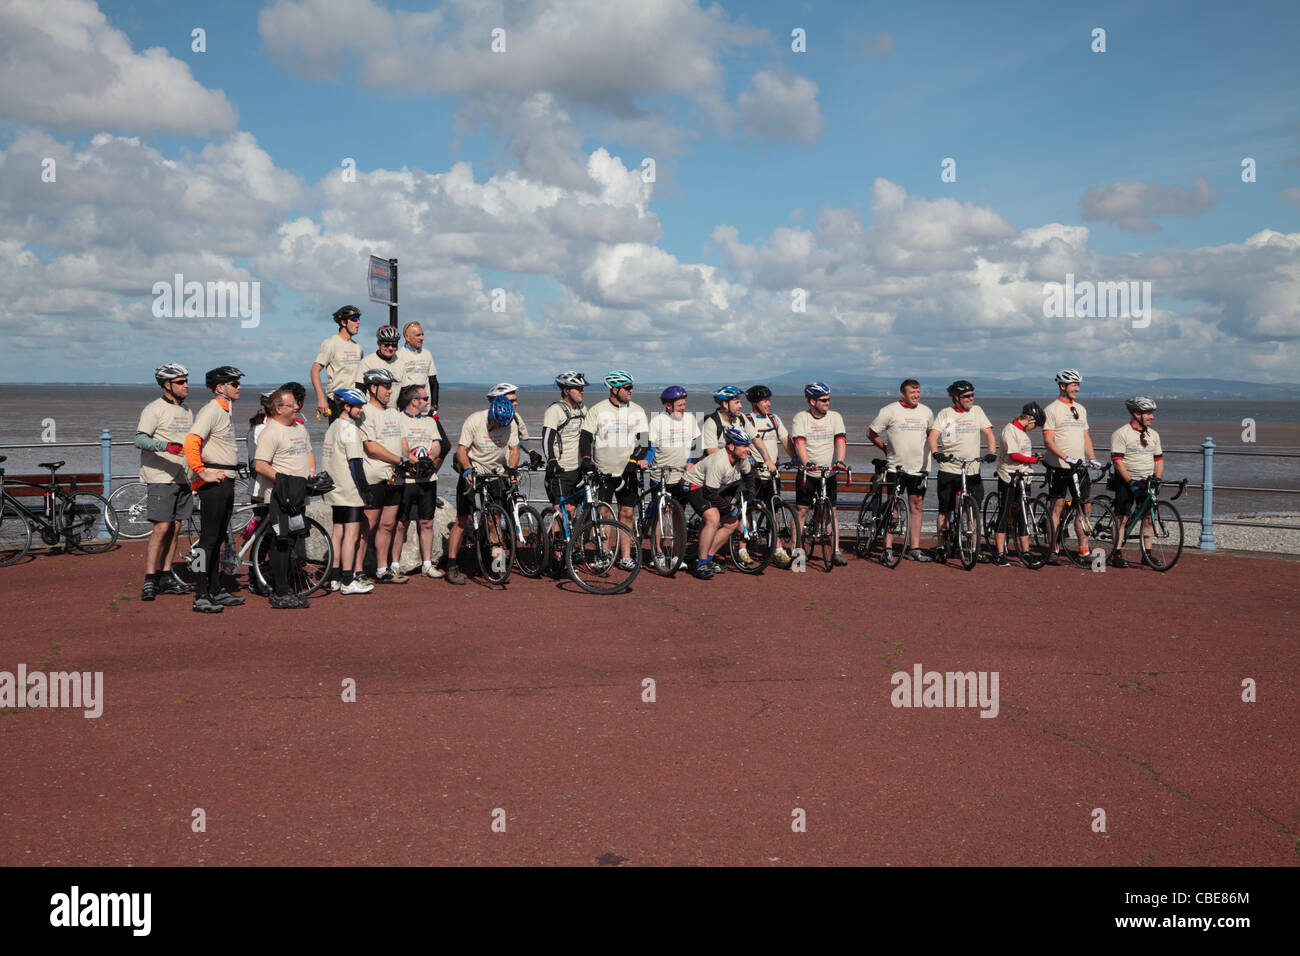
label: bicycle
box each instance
[727,483,778,573]
[633,465,688,576]
[853,458,915,569]
[932,453,996,570]
[984,469,1049,569]
[539,471,640,595]
[501,464,545,578]
[786,461,850,572]
[461,472,515,585]
[1044,460,1115,566]
[1107,475,1186,571]
[108,473,251,542]
[753,468,801,569]
[0,457,117,566]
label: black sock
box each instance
[146,572,160,585]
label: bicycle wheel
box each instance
[647,496,687,576]
[807,502,833,572]
[476,503,514,584]
[512,504,545,578]
[853,487,878,557]
[63,492,118,553]
[566,517,640,594]
[1140,501,1184,571]
[882,494,906,568]
[252,516,334,596]
[537,507,560,575]
[981,489,1001,545]
[956,496,979,570]
[731,501,776,573]
[1067,500,1115,567]
[106,481,153,539]
[0,499,33,566]
[1017,497,1047,569]
[771,499,801,565]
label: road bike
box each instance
[460,472,515,585]
[501,464,545,578]
[932,454,994,570]
[0,457,117,566]
[727,482,778,573]
[1107,475,1187,571]
[983,470,1049,569]
[1044,461,1115,566]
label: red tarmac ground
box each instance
[1,542,1295,866]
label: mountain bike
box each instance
[634,465,688,576]
[501,464,545,578]
[984,470,1048,568]
[0,458,117,566]
[853,458,915,568]
[539,471,639,594]
[461,472,515,585]
[932,454,995,570]
[727,483,778,573]
[786,461,850,572]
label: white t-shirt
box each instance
[931,405,993,475]
[790,409,846,468]
[1042,399,1089,468]
[322,417,366,508]
[869,402,934,474]
[581,399,649,476]
[648,411,701,472]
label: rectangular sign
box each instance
[368,256,396,306]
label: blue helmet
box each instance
[723,426,752,446]
[331,387,366,406]
[660,385,688,402]
[488,395,515,427]
[803,381,830,399]
[713,385,742,403]
[604,369,634,390]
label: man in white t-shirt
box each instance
[358,367,410,583]
[927,380,996,562]
[868,378,935,563]
[399,322,439,409]
[321,387,373,594]
[253,386,317,608]
[1107,397,1165,568]
[135,363,194,601]
[310,305,363,420]
[445,396,520,585]
[1041,368,1102,565]
[790,381,849,565]
[580,370,651,568]
[356,325,403,408]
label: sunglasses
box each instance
[1070,406,1079,420]
[814,397,830,403]
[959,393,974,399]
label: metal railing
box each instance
[3,431,1297,549]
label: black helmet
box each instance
[376,325,401,344]
[205,366,244,390]
[745,384,772,403]
[362,367,398,387]
[279,381,307,406]
[1021,401,1046,427]
[947,380,974,398]
[333,304,361,325]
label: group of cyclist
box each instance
[133,303,1170,607]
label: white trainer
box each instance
[340,578,375,594]
[421,565,445,578]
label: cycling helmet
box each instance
[1125,396,1158,414]
[604,370,634,390]
[1021,401,1047,427]
[1055,368,1082,385]
[259,390,276,409]
[660,385,688,402]
[723,426,752,446]
[487,382,519,398]
[204,366,244,390]
[332,387,366,406]
[803,381,830,399]
[555,370,588,389]
[713,385,742,403]
[333,304,361,325]
[155,362,189,386]
[362,367,398,387]
[947,380,975,397]
[488,395,515,427]
[376,325,400,344]
[745,384,772,403]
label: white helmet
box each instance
[155,362,189,385]
[486,382,519,398]
[1055,368,1082,385]
[1125,396,1157,414]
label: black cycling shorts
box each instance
[457,473,508,517]
[1046,465,1088,501]
[365,479,402,510]
[597,472,639,509]
[546,468,582,506]
[936,472,983,514]
[794,471,839,507]
[401,480,439,521]
[332,505,364,524]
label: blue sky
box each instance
[1,0,1298,385]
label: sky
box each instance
[1,0,1298,386]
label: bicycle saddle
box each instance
[38,461,66,471]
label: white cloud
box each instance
[735,70,822,145]
[1079,175,1220,233]
[0,0,237,135]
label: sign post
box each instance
[368,255,398,329]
